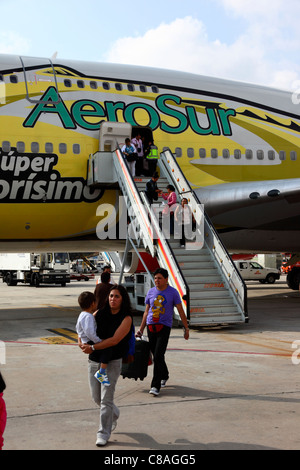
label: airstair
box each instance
[87,125,248,327]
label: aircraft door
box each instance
[132,127,153,176]
[19,56,60,104]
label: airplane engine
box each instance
[118,252,159,274]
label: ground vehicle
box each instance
[70,272,95,281]
[282,261,300,290]
[234,260,280,284]
[0,252,70,287]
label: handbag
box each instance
[126,152,137,162]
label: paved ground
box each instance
[1,275,300,453]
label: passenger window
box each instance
[279,151,286,161]
[77,80,85,89]
[127,84,135,92]
[187,148,194,158]
[64,79,72,88]
[139,85,147,92]
[175,147,182,158]
[17,141,25,153]
[2,141,10,152]
[223,149,230,159]
[90,81,97,89]
[59,143,67,154]
[115,83,122,91]
[10,75,18,83]
[211,148,218,158]
[257,150,264,160]
[245,149,253,159]
[151,86,159,93]
[234,149,241,159]
[45,142,53,153]
[103,82,110,90]
[31,142,39,153]
[268,150,275,160]
[290,151,297,161]
[73,144,80,154]
[199,148,206,158]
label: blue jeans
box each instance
[88,358,121,441]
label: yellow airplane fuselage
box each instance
[0,54,299,251]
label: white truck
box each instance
[0,252,71,287]
[234,260,281,284]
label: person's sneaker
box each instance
[111,420,117,432]
[96,436,107,447]
[149,387,159,396]
[94,371,110,386]
[161,379,168,388]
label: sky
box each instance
[0,0,299,92]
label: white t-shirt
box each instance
[76,311,102,344]
[176,205,193,225]
[131,137,143,157]
[121,143,136,153]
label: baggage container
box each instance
[121,338,150,381]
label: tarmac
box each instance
[1,275,300,453]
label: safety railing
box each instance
[159,149,248,320]
[113,148,190,318]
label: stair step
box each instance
[184,274,224,283]
[190,297,235,307]
[176,254,212,263]
[189,305,239,315]
[189,290,232,299]
[189,313,245,325]
[180,269,219,277]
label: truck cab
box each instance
[234,260,280,284]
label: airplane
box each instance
[0,53,299,283]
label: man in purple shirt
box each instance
[137,268,189,396]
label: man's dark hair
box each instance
[78,291,95,310]
[154,268,169,279]
[101,271,111,283]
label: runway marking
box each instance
[4,340,290,356]
[40,304,78,312]
[218,333,292,357]
[168,347,290,357]
[41,328,78,344]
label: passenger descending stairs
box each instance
[88,146,248,327]
[134,151,248,326]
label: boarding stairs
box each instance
[87,145,248,327]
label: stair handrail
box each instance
[113,148,190,319]
[159,149,248,320]
[140,191,190,320]
[112,149,155,257]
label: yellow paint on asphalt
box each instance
[41,328,78,344]
[219,333,292,357]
